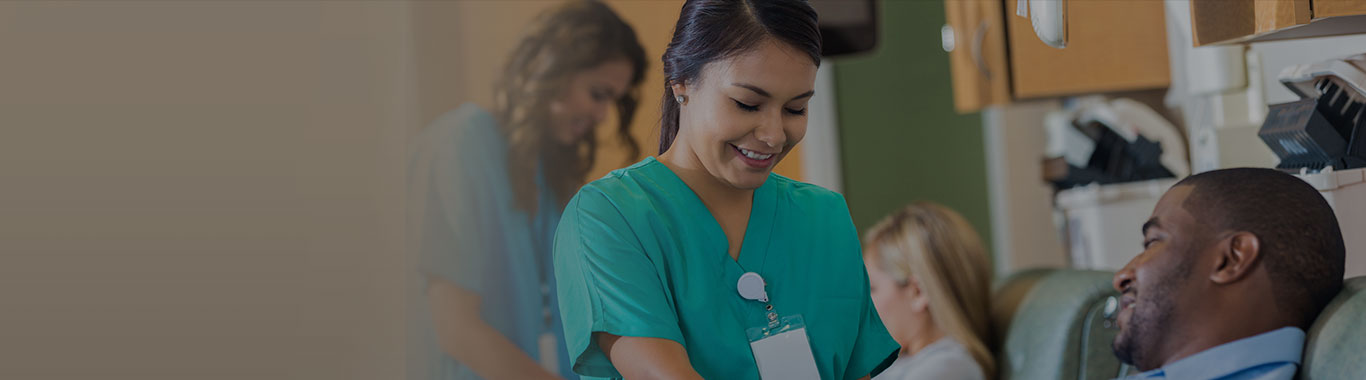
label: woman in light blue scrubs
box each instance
[408,1,646,379]
[553,1,900,379]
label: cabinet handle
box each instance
[941,24,956,53]
[972,20,991,81]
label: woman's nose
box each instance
[754,114,785,149]
[590,102,609,127]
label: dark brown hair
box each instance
[494,0,647,211]
[658,0,821,154]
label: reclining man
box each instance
[1111,167,1345,380]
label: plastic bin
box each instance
[1296,167,1366,277]
[1056,179,1179,271]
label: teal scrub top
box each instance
[553,156,900,380]
[409,104,574,379]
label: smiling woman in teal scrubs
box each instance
[553,1,900,379]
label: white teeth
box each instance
[739,148,773,160]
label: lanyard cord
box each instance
[529,164,553,332]
[531,203,552,331]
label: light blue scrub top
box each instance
[409,104,575,379]
[554,157,900,380]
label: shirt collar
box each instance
[1144,327,1305,379]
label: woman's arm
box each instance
[428,278,562,380]
[597,333,703,380]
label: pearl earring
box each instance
[675,95,687,105]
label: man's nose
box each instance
[1113,264,1136,293]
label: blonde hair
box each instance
[864,202,995,379]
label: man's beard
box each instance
[1112,268,1184,371]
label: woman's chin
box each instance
[551,129,589,147]
[722,171,771,190]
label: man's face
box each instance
[1111,185,1211,371]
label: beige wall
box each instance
[414,0,805,181]
[0,2,409,378]
[984,101,1070,275]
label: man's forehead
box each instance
[1151,185,1198,228]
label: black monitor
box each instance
[810,0,879,57]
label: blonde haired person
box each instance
[863,203,995,380]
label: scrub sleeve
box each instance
[412,109,498,295]
[554,187,685,378]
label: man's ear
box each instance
[1210,232,1261,284]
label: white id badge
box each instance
[537,332,559,373]
[746,315,819,380]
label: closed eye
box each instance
[785,108,806,116]
[591,88,612,102]
[733,99,759,112]
[1143,239,1157,249]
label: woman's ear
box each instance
[671,81,688,100]
[1210,232,1261,285]
[905,277,930,312]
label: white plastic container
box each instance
[1296,167,1366,278]
[1055,179,1178,271]
[1056,170,1365,276]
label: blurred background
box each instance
[4,0,1366,378]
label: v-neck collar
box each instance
[641,156,777,274]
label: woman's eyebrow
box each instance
[732,83,771,97]
[731,82,816,101]
[593,82,622,98]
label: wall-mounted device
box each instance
[1043,97,1182,190]
[1259,54,1366,171]
[1016,0,1066,49]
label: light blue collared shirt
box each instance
[1115,327,1305,380]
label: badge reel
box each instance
[737,272,819,380]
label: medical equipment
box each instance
[1260,54,1366,171]
[1267,53,1366,277]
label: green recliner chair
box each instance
[1299,276,1366,380]
[992,269,1129,380]
[995,270,1366,380]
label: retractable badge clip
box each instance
[737,272,768,303]
[739,271,819,380]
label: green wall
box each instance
[832,0,993,251]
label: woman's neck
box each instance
[901,320,946,358]
[658,148,753,207]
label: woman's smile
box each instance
[731,143,778,169]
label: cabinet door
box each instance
[1311,0,1366,18]
[1190,0,1366,46]
[1006,0,1170,98]
[945,0,1010,113]
[1190,0,1310,45]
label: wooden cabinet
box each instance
[1190,0,1366,46]
[1318,0,1366,17]
[1005,0,1169,99]
[945,0,1170,112]
[944,0,1011,113]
